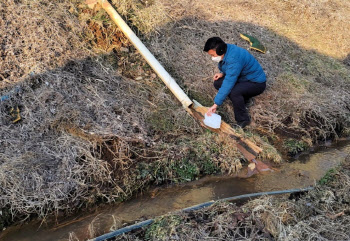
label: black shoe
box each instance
[237,120,251,128]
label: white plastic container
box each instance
[203,113,222,129]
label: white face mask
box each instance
[212,56,222,63]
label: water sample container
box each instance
[203,113,222,129]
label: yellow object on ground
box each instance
[240,33,266,53]
[10,106,21,123]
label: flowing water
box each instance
[1,140,349,241]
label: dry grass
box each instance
[1,0,349,231]
[0,57,151,220]
[111,0,170,35]
[0,0,91,88]
[0,0,170,224]
[115,157,350,241]
[121,0,350,141]
[191,0,350,59]
[0,0,258,224]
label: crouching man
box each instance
[204,37,266,128]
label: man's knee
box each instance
[229,93,244,106]
[213,80,221,90]
[213,77,225,90]
[229,89,243,100]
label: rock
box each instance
[120,47,129,52]
[298,170,310,178]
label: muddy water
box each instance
[1,140,349,241]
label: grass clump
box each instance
[136,158,201,185]
[283,138,309,156]
[135,134,227,186]
[200,159,221,175]
[319,168,337,186]
[145,215,182,240]
[147,108,177,133]
[170,159,200,183]
[341,127,350,137]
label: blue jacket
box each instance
[214,44,266,106]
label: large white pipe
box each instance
[87,0,193,108]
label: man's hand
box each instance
[206,104,218,116]
[213,73,224,81]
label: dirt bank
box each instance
[113,156,350,240]
[1,0,350,232]
[1,141,348,240]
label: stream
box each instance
[1,140,349,241]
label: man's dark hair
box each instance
[203,37,225,52]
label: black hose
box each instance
[222,187,313,202]
[91,219,154,241]
[91,186,313,241]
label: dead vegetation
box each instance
[0,0,349,232]
[0,0,91,88]
[0,0,255,225]
[131,0,350,142]
[0,57,148,221]
[114,157,350,240]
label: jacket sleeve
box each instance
[214,62,242,105]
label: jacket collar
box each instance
[221,44,232,63]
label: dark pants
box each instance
[214,78,266,122]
